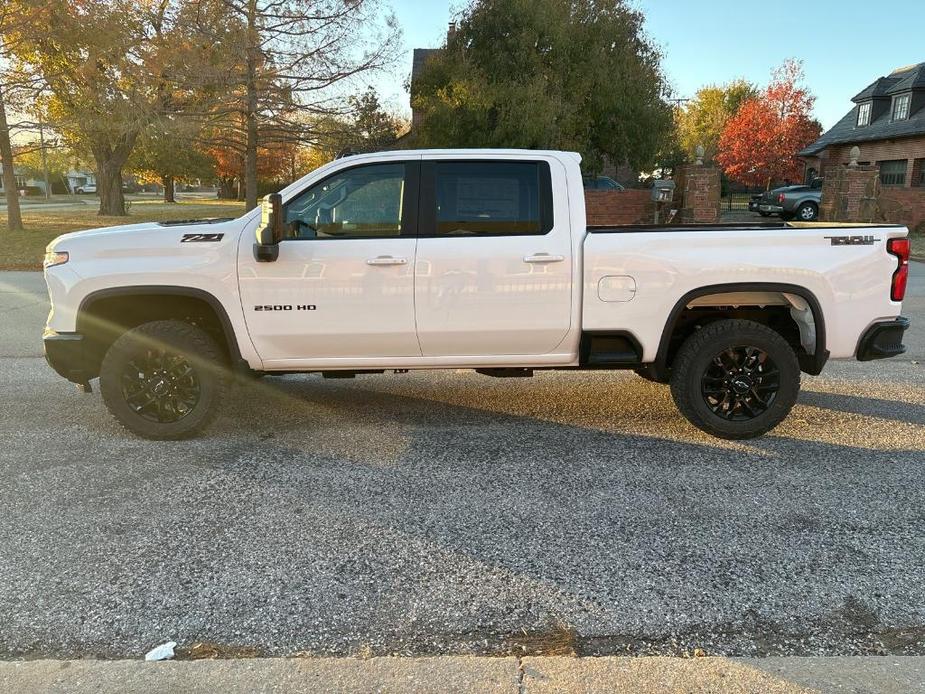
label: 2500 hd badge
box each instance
[254,304,317,311]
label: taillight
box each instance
[777,193,785,204]
[887,238,910,302]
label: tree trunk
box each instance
[0,86,23,232]
[162,175,175,203]
[96,160,126,216]
[244,0,259,211]
[92,132,138,216]
[217,176,236,199]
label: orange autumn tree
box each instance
[717,60,821,189]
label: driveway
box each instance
[0,266,923,659]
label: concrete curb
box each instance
[2,656,923,693]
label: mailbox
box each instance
[652,179,675,203]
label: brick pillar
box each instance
[818,165,882,222]
[677,165,721,224]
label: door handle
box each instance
[366,256,408,266]
[524,253,565,264]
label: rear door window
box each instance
[424,161,553,236]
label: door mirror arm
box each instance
[254,193,283,262]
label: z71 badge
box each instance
[181,233,224,243]
[824,235,880,246]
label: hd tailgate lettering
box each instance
[181,233,225,243]
[824,235,880,246]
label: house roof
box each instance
[801,62,925,156]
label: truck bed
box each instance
[581,223,908,363]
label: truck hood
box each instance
[50,218,237,247]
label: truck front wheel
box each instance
[100,320,228,440]
[669,319,800,439]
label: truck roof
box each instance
[342,148,582,161]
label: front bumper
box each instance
[856,317,910,361]
[43,330,92,384]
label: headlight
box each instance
[43,250,69,268]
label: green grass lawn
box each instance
[0,198,246,270]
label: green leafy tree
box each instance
[13,141,76,193]
[412,0,673,174]
[676,80,757,163]
[129,119,216,202]
[5,1,212,215]
[315,88,405,158]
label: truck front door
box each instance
[413,158,573,357]
[238,160,421,365]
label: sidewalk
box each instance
[1,656,922,693]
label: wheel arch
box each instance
[76,285,246,378]
[654,282,828,377]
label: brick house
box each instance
[799,62,925,232]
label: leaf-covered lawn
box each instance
[0,198,246,270]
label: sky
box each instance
[378,0,925,130]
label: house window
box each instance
[857,102,871,126]
[878,159,908,186]
[892,94,910,121]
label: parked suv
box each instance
[757,179,823,221]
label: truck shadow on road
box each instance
[797,390,925,426]
[3,369,925,660]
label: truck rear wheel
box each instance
[669,319,800,439]
[100,320,228,440]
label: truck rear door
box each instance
[413,157,573,356]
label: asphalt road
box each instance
[0,266,923,660]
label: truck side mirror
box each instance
[254,193,283,262]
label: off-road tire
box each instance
[669,319,800,439]
[100,320,228,440]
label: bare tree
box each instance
[191,0,401,210]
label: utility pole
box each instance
[39,116,50,200]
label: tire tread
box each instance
[669,319,800,439]
[99,320,227,440]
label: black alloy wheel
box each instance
[669,319,800,439]
[120,349,201,423]
[100,320,227,439]
[701,346,780,420]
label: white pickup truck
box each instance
[42,149,911,440]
